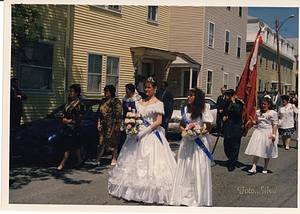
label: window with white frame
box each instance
[207,70,213,95]
[223,73,228,89]
[92,5,122,13]
[208,22,215,48]
[237,36,241,58]
[238,7,242,17]
[236,75,240,88]
[87,53,102,93]
[225,30,230,53]
[147,6,158,22]
[106,56,120,93]
[108,5,122,12]
[19,42,54,91]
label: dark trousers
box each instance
[216,113,222,133]
[161,121,168,136]
[223,137,242,168]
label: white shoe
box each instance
[248,169,256,174]
[111,162,116,166]
[262,170,268,174]
[91,161,100,166]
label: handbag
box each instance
[63,123,82,136]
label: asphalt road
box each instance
[9,128,298,209]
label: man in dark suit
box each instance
[216,87,226,134]
[10,78,28,128]
[156,81,174,136]
[222,89,243,172]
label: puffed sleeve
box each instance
[271,110,278,125]
[202,103,214,123]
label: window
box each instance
[238,7,242,17]
[236,75,240,88]
[223,73,228,89]
[108,5,122,12]
[272,58,274,71]
[266,29,270,43]
[237,36,241,58]
[147,6,158,22]
[265,56,268,69]
[225,30,230,53]
[264,81,267,90]
[208,22,215,48]
[207,70,213,95]
[19,42,54,91]
[275,59,278,71]
[290,68,292,77]
[258,79,261,91]
[259,53,262,67]
[92,5,122,13]
[87,53,102,93]
[227,7,231,10]
[106,56,120,93]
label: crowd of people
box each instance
[10,76,298,207]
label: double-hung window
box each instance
[108,5,122,12]
[237,36,241,58]
[225,30,230,54]
[207,70,213,95]
[87,53,103,93]
[147,6,158,22]
[106,56,120,93]
[238,7,242,17]
[208,22,215,48]
[236,75,240,88]
[223,73,228,89]
[19,42,54,92]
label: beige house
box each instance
[168,6,248,100]
[11,5,181,123]
[247,16,296,95]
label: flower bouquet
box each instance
[181,122,204,139]
[120,108,144,137]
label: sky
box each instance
[248,7,299,39]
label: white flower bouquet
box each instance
[181,122,204,139]
[120,108,144,136]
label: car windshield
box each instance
[173,99,216,110]
[47,100,100,120]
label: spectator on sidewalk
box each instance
[10,78,27,128]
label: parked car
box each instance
[168,97,217,134]
[10,99,101,161]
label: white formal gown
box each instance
[245,110,278,158]
[108,101,176,204]
[170,106,213,207]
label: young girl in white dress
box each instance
[245,97,278,174]
[170,87,213,207]
[108,77,176,204]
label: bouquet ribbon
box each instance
[140,116,163,145]
[181,108,213,162]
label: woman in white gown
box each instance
[170,87,213,207]
[108,77,176,204]
[245,97,278,174]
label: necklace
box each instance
[145,96,155,103]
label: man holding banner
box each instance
[222,89,243,172]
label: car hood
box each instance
[11,118,65,145]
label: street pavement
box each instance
[9,128,298,209]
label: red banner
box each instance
[235,33,263,137]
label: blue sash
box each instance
[140,116,163,145]
[181,108,213,162]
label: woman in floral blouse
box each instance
[92,85,122,166]
[278,95,298,150]
[57,84,84,171]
